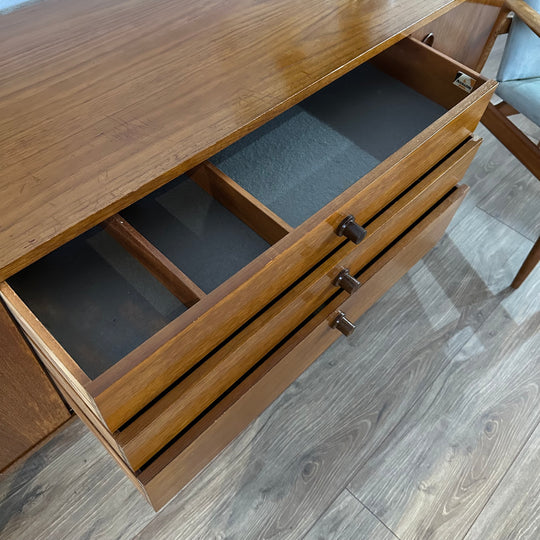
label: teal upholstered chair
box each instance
[497,0,540,126]
[482,0,540,288]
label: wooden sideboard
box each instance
[0,0,497,509]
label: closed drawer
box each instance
[0,36,491,507]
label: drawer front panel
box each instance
[115,138,481,471]
[91,74,494,432]
[138,184,469,511]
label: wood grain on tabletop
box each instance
[0,300,70,472]
[0,0,465,282]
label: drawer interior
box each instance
[120,175,270,293]
[212,62,447,227]
[7,228,187,379]
[6,175,272,379]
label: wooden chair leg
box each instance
[481,102,540,179]
[511,237,540,289]
[495,100,519,116]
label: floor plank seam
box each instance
[333,281,516,537]
[274,259,516,540]
[345,487,401,540]
[299,489,352,540]
[474,202,539,245]
[460,417,540,540]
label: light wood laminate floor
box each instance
[0,37,538,540]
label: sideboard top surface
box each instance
[0,0,463,280]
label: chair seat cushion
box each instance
[497,0,540,82]
[497,78,540,126]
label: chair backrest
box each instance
[497,0,540,81]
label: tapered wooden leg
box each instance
[511,237,540,289]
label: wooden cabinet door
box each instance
[413,1,504,71]
[0,300,70,471]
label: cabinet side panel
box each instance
[0,301,70,471]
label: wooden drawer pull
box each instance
[330,311,356,337]
[336,215,367,244]
[333,268,361,294]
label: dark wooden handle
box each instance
[336,215,367,244]
[333,268,362,294]
[331,311,356,337]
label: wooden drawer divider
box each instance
[188,161,294,244]
[104,214,206,308]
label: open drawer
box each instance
[1,37,493,508]
[54,184,471,511]
[109,136,482,472]
[1,134,478,473]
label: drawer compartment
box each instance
[118,176,272,294]
[212,37,492,228]
[212,60,443,227]
[4,178,270,382]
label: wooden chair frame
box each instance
[480,0,540,288]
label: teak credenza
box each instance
[0,0,496,509]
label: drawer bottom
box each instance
[130,184,468,510]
